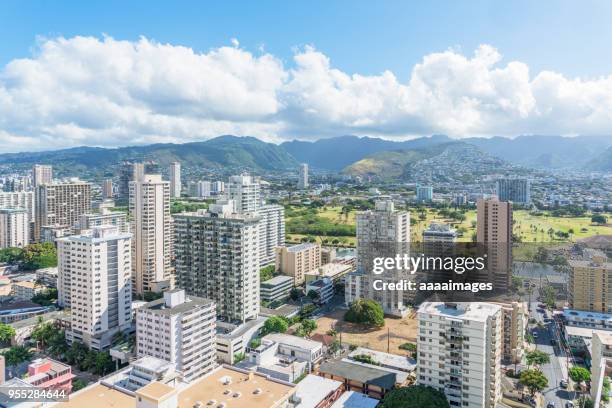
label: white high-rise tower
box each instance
[298,163,309,189]
[170,162,181,198]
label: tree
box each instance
[380,385,450,408]
[399,342,417,358]
[592,214,608,225]
[0,323,16,344]
[31,288,58,306]
[345,299,385,327]
[260,265,275,282]
[21,243,57,270]
[525,350,550,367]
[541,286,557,309]
[2,346,32,367]
[519,369,548,396]
[290,288,302,301]
[262,316,288,335]
[352,354,378,365]
[300,319,317,337]
[72,378,88,392]
[569,367,591,383]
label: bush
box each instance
[262,316,288,335]
[352,354,378,365]
[345,299,385,327]
[380,385,450,408]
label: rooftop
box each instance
[139,294,214,316]
[286,242,319,252]
[330,391,379,408]
[261,275,294,287]
[348,347,416,372]
[263,333,323,351]
[176,366,295,408]
[293,374,342,408]
[136,381,176,401]
[318,360,397,390]
[53,383,134,408]
[418,301,501,322]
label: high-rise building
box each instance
[416,185,433,202]
[258,204,285,266]
[0,191,35,222]
[135,289,217,381]
[496,178,530,205]
[276,243,321,286]
[34,180,92,242]
[417,302,502,408]
[345,200,410,316]
[129,174,173,295]
[569,248,612,313]
[75,208,128,234]
[227,174,261,213]
[32,165,52,187]
[102,179,113,199]
[170,162,181,198]
[298,163,309,189]
[174,200,261,323]
[476,197,512,291]
[58,226,132,350]
[118,162,159,200]
[0,209,29,248]
[591,332,612,403]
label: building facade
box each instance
[417,302,502,408]
[298,163,309,189]
[0,208,29,248]
[170,162,181,198]
[129,174,173,295]
[135,289,217,381]
[276,243,322,286]
[32,164,52,187]
[174,200,261,323]
[496,178,530,205]
[58,226,132,350]
[569,249,612,313]
[34,180,92,242]
[258,204,286,266]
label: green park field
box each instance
[285,205,611,247]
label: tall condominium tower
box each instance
[496,178,530,205]
[258,204,285,266]
[32,164,52,187]
[102,179,113,199]
[569,248,612,313]
[118,162,159,200]
[297,163,309,189]
[227,174,261,214]
[129,174,173,295]
[34,180,92,242]
[417,302,502,408]
[345,199,410,316]
[0,191,35,222]
[136,289,217,381]
[58,226,132,350]
[0,209,29,248]
[170,162,181,198]
[174,200,261,323]
[476,197,512,291]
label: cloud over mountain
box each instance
[0,35,611,152]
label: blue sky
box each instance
[1,1,612,151]
[2,0,611,79]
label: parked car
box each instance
[560,379,568,388]
[566,402,574,408]
[547,402,556,408]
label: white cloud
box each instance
[0,36,611,152]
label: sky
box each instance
[1,0,612,152]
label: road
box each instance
[524,279,574,408]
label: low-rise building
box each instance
[305,263,352,284]
[25,358,75,392]
[35,267,58,288]
[318,360,397,400]
[0,301,51,324]
[291,374,343,408]
[12,281,45,301]
[330,391,379,408]
[305,278,334,305]
[216,316,266,364]
[261,275,294,303]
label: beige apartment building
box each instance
[491,301,528,363]
[129,174,173,295]
[32,164,52,187]
[34,180,92,242]
[476,197,512,291]
[276,243,321,286]
[569,248,612,313]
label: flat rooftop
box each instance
[564,308,612,322]
[418,302,501,322]
[348,347,416,372]
[293,374,342,408]
[261,275,294,286]
[140,294,214,316]
[177,366,295,408]
[136,381,176,401]
[331,391,379,408]
[318,360,397,390]
[287,242,318,252]
[263,333,322,351]
[54,383,134,408]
